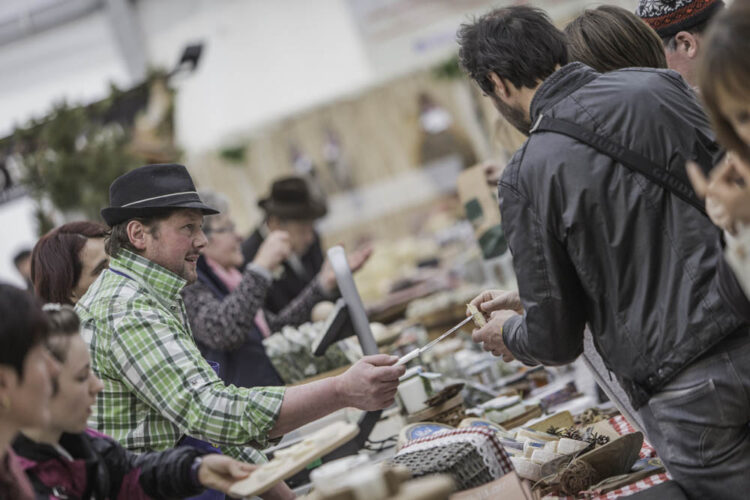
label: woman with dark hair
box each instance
[565,5,667,73]
[686,1,750,314]
[0,284,58,499]
[31,221,109,304]
[12,304,272,500]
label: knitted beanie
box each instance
[636,0,724,38]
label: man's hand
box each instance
[334,354,405,410]
[253,231,292,271]
[319,244,374,292]
[469,289,523,321]
[471,309,518,361]
[687,154,750,234]
[197,454,256,492]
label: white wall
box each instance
[0,0,376,273]
[138,0,374,154]
[0,0,375,153]
[0,196,38,287]
[0,9,132,137]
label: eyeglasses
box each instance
[206,223,236,235]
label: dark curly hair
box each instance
[457,5,568,95]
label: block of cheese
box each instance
[510,457,542,482]
[557,437,589,455]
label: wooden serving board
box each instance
[228,421,359,498]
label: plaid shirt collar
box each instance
[109,249,186,303]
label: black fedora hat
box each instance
[101,164,219,226]
[258,176,327,220]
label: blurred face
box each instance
[141,209,208,283]
[271,218,315,256]
[0,344,58,431]
[203,214,244,269]
[71,237,108,303]
[15,256,31,280]
[47,334,103,433]
[717,86,750,148]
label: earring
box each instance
[0,395,10,412]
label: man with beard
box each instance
[459,6,748,497]
[76,164,404,498]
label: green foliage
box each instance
[218,145,247,164]
[13,101,139,228]
[7,75,173,234]
[432,54,463,80]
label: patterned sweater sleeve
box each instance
[183,266,273,350]
[184,265,332,347]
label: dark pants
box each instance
[638,330,750,499]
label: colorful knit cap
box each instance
[636,0,724,38]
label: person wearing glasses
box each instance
[182,189,369,389]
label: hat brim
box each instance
[258,198,327,220]
[101,201,219,226]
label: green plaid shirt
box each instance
[76,249,285,464]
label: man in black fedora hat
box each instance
[241,175,370,315]
[75,164,405,490]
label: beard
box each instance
[490,94,531,136]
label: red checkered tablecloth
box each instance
[608,415,657,459]
[541,415,673,499]
[591,472,672,499]
[542,471,672,499]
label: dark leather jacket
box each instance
[499,63,746,409]
[13,429,205,500]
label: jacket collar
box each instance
[109,249,187,303]
[13,432,93,467]
[196,255,229,298]
[530,62,600,125]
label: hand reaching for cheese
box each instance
[468,289,523,320]
[467,289,522,362]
